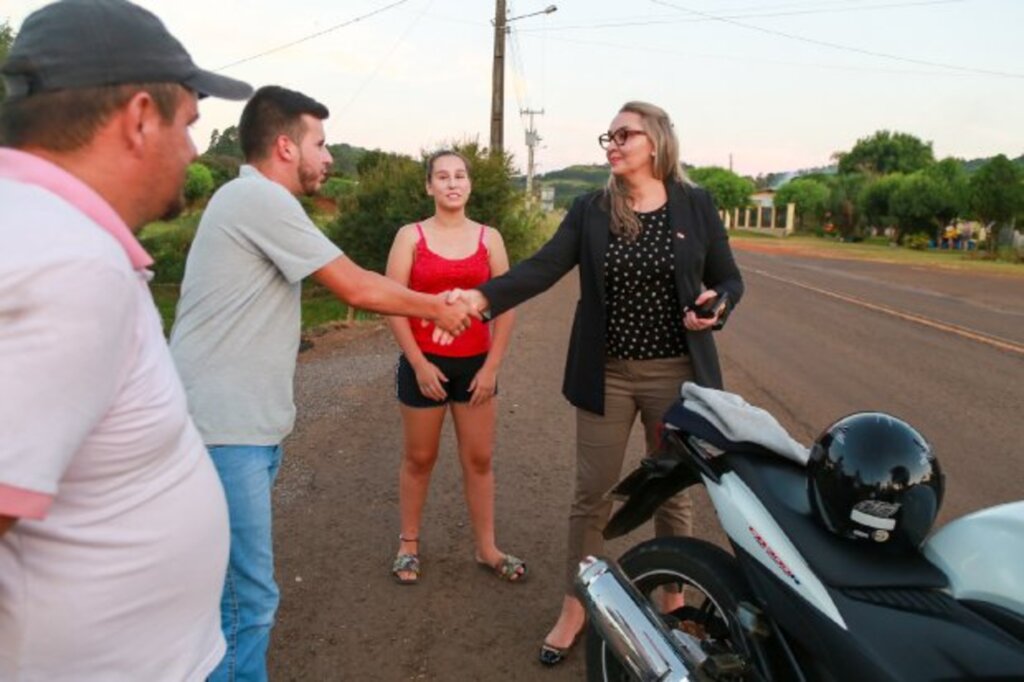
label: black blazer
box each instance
[479,181,744,415]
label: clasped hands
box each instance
[428,288,490,345]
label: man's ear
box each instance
[120,91,160,158]
[274,134,295,162]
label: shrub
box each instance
[496,200,550,264]
[903,233,930,250]
[320,176,358,202]
[138,216,199,283]
[199,153,242,190]
[328,141,546,271]
[327,154,429,272]
[184,162,215,206]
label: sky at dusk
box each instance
[5,0,1023,176]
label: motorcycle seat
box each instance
[724,451,949,590]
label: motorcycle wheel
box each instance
[585,536,757,682]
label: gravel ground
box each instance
[267,279,673,681]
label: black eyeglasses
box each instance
[598,128,648,149]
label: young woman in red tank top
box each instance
[385,151,525,585]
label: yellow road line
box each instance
[746,267,1024,357]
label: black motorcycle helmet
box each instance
[807,412,944,549]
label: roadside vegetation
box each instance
[770,131,1024,263]
[138,136,554,335]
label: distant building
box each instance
[750,188,775,208]
[540,185,555,212]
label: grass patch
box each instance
[149,282,372,338]
[151,284,180,335]
[301,283,377,329]
[139,213,202,238]
[730,228,781,239]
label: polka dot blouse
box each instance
[605,204,687,360]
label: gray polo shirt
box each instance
[170,165,342,445]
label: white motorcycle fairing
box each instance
[704,470,847,628]
[924,500,1024,616]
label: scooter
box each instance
[575,398,1024,681]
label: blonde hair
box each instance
[605,101,689,240]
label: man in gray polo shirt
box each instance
[169,85,472,682]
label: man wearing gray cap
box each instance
[0,1,251,680]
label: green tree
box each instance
[319,176,358,203]
[858,174,903,233]
[688,166,755,212]
[198,153,241,191]
[836,130,935,175]
[890,172,952,242]
[327,142,367,177]
[773,177,830,230]
[825,173,867,238]
[328,152,427,272]
[969,154,1024,251]
[206,126,243,159]
[328,141,544,272]
[922,157,969,232]
[184,162,215,206]
[0,20,14,105]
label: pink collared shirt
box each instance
[0,148,153,269]
[0,148,228,680]
[0,148,152,518]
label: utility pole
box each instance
[489,3,557,156]
[489,0,507,155]
[522,108,544,197]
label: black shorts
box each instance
[395,352,494,407]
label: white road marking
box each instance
[746,267,1024,357]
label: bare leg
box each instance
[396,404,446,580]
[543,595,586,650]
[451,400,523,579]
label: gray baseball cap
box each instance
[2,0,252,102]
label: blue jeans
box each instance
[207,445,283,682]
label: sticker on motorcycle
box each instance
[748,526,801,586]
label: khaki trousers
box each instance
[565,356,695,592]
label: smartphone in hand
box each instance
[686,293,730,319]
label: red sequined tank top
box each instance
[408,223,491,357]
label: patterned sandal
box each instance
[392,535,420,585]
[478,553,527,583]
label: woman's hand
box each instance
[414,361,448,401]
[468,364,498,406]
[683,289,722,331]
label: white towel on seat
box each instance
[680,382,809,465]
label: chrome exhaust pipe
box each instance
[575,556,694,682]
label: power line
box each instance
[515,29,984,79]
[337,0,435,116]
[214,0,412,72]
[517,0,968,33]
[648,0,1024,79]
[507,26,530,137]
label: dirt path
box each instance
[270,275,718,681]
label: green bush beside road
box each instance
[138,143,555,335]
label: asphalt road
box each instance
[720,246,1024,523]
[269,244,1023,680]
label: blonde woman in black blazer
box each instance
[464,101,743,666]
